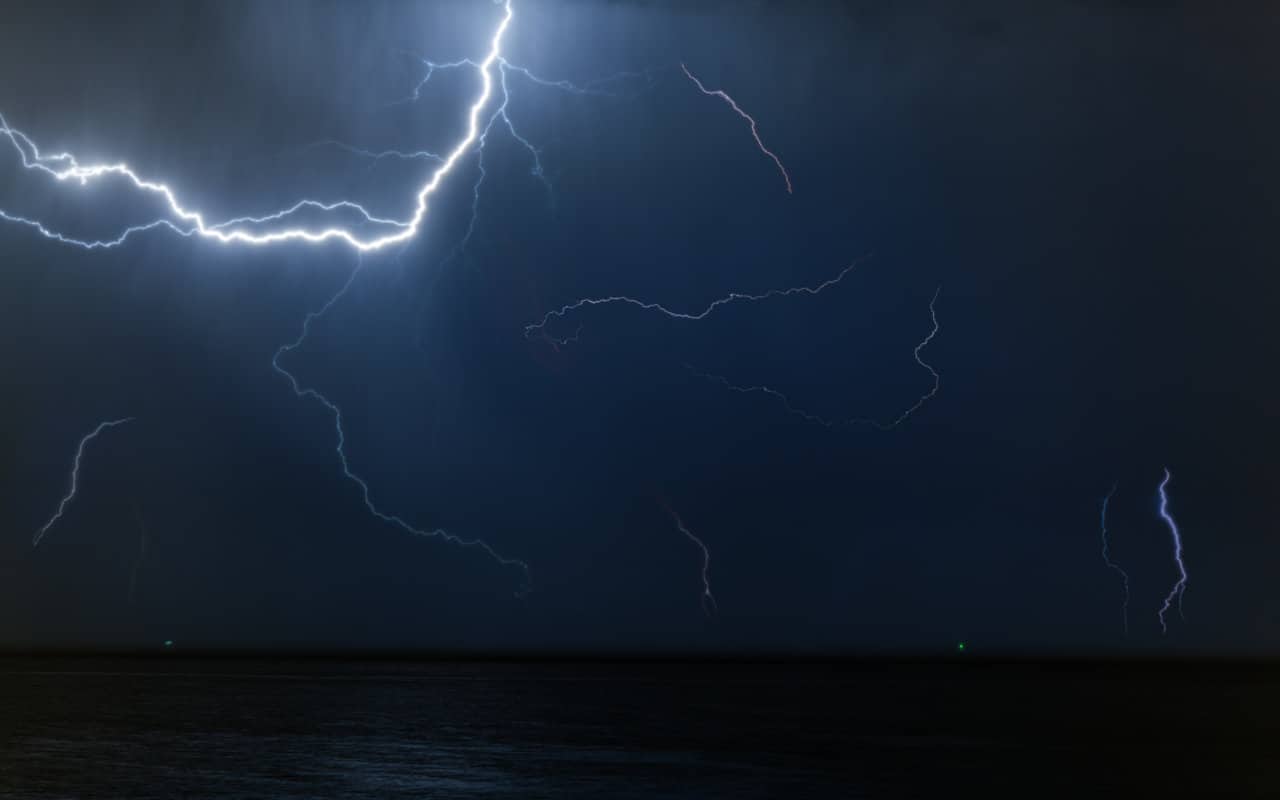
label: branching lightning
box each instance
[272,256,531,595]
[4,0,905,615]
[681,63,792,194]
[1098,482,1131,635]
[1156,467,1188,635]
[687,287,942,431]
[2,0,660,598]
[661,502,717,617]
[445,57,554,262]
[528,262,940,430]
[306,44,646,264]
[33,417,135,547]
[0,1,519,252]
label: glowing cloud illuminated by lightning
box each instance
[0,1,517,252]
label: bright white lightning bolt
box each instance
[3,1,658,596]
[272,255,531,594]
[392,54,658,264]
[0,1,518,252]
[681,63,792,194]
[446,57,554,263]
[393,52,655,106]
[33,417,135,547]
[0,2,658,258]
[661,502,717,618]
[685,287,942,431]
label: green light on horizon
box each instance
[957,641,966,652]
[163,640,173,648]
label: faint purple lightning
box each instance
[661,502,717,617]
[272,256,531,595]
[681,63,792,194]
[882,287,942,429]
[1156,467,1188,635]
[4,0,638,596]
[1098,482,1131,635]
[685,286,942,431]
[527,264,940,430]
[33,417,134,547]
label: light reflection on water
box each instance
[1,659,1276,798]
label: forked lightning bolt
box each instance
[681,63,792,194]
[2,1,878,612]
[1156,467,1187,635]
[1,0,670,597]
[272,256,531,594]
[0,2,519,252]
[1098,482,1131,635]
[661,502,717,617]
[0,1,658,258]
[33,417,134,547]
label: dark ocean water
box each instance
[1,658,1277,798]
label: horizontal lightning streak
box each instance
[304,140,445,166]
[684,287,942,431]
[525,260,863,338]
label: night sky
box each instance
[2,0,1277,654]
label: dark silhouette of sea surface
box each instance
[1,658,1277,797]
